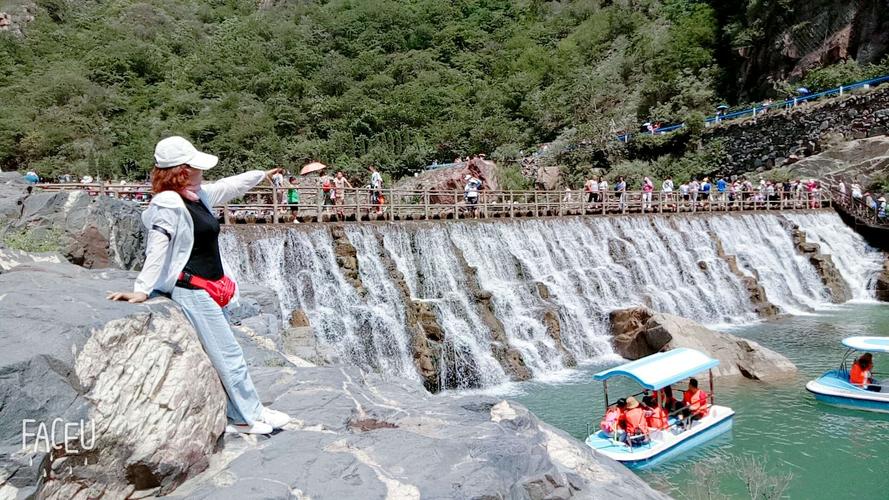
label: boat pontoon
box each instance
[806,336,889,413]
[585,348,734,469]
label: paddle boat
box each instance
[585,348,734,469]
[806,336,889,413]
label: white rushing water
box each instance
[221,211,880,389]
[783,212,884,300]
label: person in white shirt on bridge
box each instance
[598,177,608,206]
[662,176,674,210]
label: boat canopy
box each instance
[842,336,889,353]
[593,348,719,390]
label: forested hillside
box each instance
[1,0,886,181]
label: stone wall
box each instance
[708,86,889,175]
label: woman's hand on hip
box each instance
[107,291,149,303]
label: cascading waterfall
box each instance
[221,211,881,389]
[221,228,419,383]
[378,226,509,388]
[707,214,832,314]
[784,212,884,300]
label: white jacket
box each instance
[134,170,266,296]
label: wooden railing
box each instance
[825,185,887,226]
[34,182,832,224]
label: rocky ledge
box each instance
[609,306,797,380]
[0,252,664,499]
[876,257,889,302]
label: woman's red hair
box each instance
[151,166,190,194]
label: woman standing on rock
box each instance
[108,136,291,435]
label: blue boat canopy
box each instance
[593,348,719,390]
[842,336,889,353]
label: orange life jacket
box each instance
[683,389,709,417]
[624,408,648,435]
[646,406,669,430]
[850,364,870,386]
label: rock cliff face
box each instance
[709,232,779,318]
[608,307,797,380]
[728,1,889,98]
[0,253,664,499]
[0,173,27,223]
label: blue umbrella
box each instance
[716,104,729,110]
[796,87,810,94]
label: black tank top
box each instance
[182,198,224,280]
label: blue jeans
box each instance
[171,287,263,425]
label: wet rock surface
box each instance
[609,306,797,380]
[709,233,779,318]
[875,257,889,302]
[789,225,852,303]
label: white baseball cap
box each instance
[154,136,218,170]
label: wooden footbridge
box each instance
[34,183,833,224]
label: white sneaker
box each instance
[260,407,291,429]
[226,421,274,435]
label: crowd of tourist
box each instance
[838,180,887,220]
[578,174,827,212]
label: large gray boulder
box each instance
[778,135,889,185]
[12,190,145,270]
[171,367,664,500]
[392,159,500,204]
[0,261,225,499]
[609,306,797,380]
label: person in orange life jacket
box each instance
[622,397,650,445]
[107,136,291,435]
[850,353,880,392]
[681,378,709,423]
[642,394,669,430]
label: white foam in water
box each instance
[220,212,878,389]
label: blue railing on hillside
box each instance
[616,74,889,142]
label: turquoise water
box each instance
[511,303,889,498]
